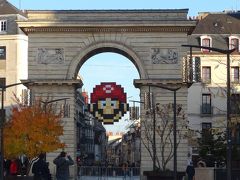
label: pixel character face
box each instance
[89,82,129,124]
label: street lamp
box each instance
[146,84,181,180]
[40,97,70,114]
[134,81,181,180]
[182,44,235,180]
[39,97,70,161]
[129,100,142,121]
[0,82,31,180]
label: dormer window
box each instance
[0,20,7,32]
[229,36,239,52]
[200,35,212,52]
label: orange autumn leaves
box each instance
[3,100,65,159]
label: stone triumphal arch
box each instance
[18,9,195,176]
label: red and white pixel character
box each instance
[89,82,129,124]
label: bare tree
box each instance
[141,103,187,171]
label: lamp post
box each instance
[145,84,181,180]
[0,82,30,180]
[40,97,70,161]
[143,83,181,180]
[40,97,70,114]
[144,87,157,171]
[182,44,235,180]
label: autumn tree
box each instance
[3,98,65,160]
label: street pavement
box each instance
[78,176,140,180]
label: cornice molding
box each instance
[21,26,195,34]
[0,34,27,40]
[21,79,83,88]
[133,79,188,89]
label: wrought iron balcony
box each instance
[200,105,213,116]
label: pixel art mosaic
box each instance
[89,82,129,124]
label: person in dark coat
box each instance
[186,161,195,180]
[4,159,11,176]
[32,153,51,180]
[53,151,74,180]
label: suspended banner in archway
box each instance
[89,82,129,124]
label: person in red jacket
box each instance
[10,159,18,176]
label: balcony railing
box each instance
[200,105,213,116]
[201,78,211,84]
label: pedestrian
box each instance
[28,156,40,176]
[20,154,29,176]
[122,162,128,180]
[32,153,51,180]
[53,151,74,180]
[197,159,206,167]
[10,158,19,176]
[186,161,195,180]
[4,159,11,176]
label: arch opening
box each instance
[77,51,141,168]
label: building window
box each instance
[201,94,212,114]
[0,20,7,32]
[233,124,240,145]
[202,66,211,83]
[201,36,212,52]
[202,122,212,138]
[229,36,240,52]
[231,67,239,83]
[0,78,6,99]
[0,78,6,88]
[231,94,240,114]
[202,122,212,131]
[0,46,6,60]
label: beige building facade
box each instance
[0,0,28,115]
[187,12,240,163]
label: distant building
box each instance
[105,120,140,167]
[106,136,122,166]
[0,0,28,114]
[121,121,140,167]
[76,89,107,166]
[93,118,107,165]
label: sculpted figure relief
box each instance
[151,48,178,64]
[37,48,64,64]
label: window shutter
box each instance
[194,57,201,82]
[21,89,29,105]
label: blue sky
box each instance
[79,54,140,133]
[9,0,238,16]
[8,0,236,133]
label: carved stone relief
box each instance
[37,48,64,64]
[151,48,178,64]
